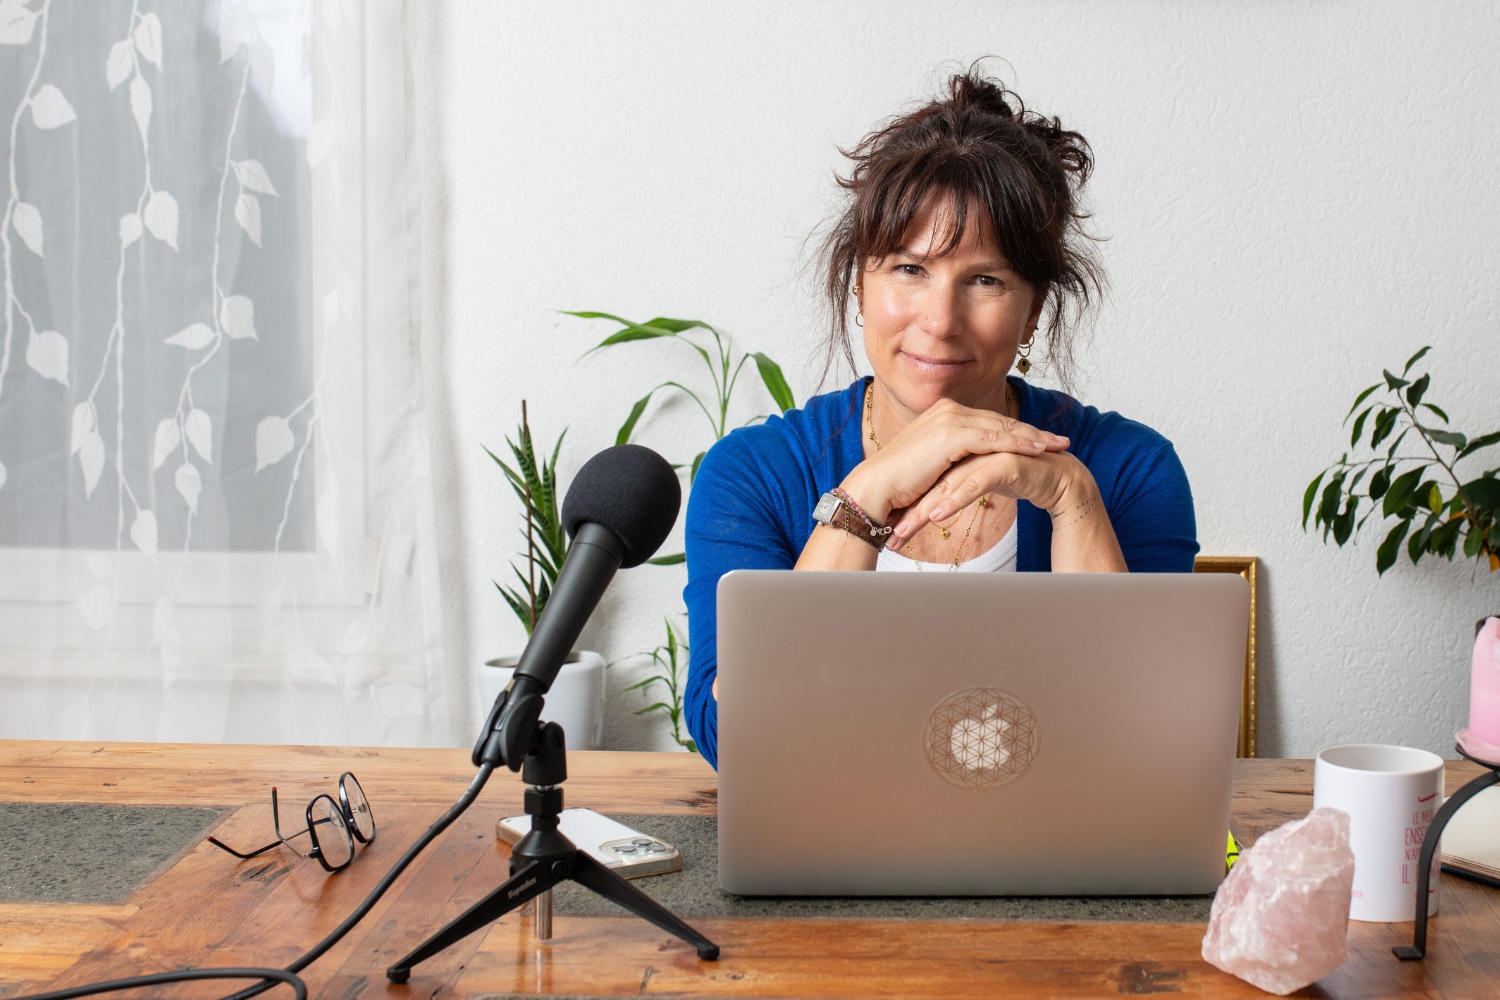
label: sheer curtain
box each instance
[0,0,456,746]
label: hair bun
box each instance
[948,72,1015,120]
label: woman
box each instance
[683,71,1197,769]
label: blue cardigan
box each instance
[682,377,1198,769]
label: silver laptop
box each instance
[716,570,1250,896]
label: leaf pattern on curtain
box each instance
[0,0,452,747]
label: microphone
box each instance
[475,444,681,769]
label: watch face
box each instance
[812,493,841,524]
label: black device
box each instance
[389,445,718,984]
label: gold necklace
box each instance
[864,380,1014,452]
[907,496,988,572]
[864,383,990,569]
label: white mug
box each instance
[1312,743,1444,922]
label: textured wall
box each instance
[408,1,1500,755]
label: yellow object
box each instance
[1226,831,1242,871]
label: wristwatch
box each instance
[812,491,888,550]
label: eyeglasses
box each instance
[207,771,376,873]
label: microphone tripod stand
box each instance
[386,722,719,983]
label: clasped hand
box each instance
[842,398,1081,548]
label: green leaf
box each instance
[1345,384,1382,420]
[616,389,657,446]
[1421,402,1449,423]
[585,323,681,353]
[1302,471,1326,529]
[1405,373,1430,408]
[1383,467,1425,516]
[1431,518,1463,558]
[646,551,686,566]
[750,352,795,413]
[1370,408,1400,448]
[1318,472,1345,532]
[1459,476,1500,510]
[1458,430,1500,460]
[1402,345,1432,375]
[1464,524,1484,558]
[1384,427,1409,458]
[562,309,634,325]
[1368,465,1391,501]
[1382,369,1409,391]
[689,450,706,485]
[1429,429,1467,450]
[1349,406,1373,448]
[1426,482,1443,514]
[1333,502,1356,545]
[641,316,713,334]
[1377,519,1411,575]
[1409,513,1439,564]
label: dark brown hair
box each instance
[819,68,1104,388]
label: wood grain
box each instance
[2,741,1497,999]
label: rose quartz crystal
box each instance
[1201,808,1355,995]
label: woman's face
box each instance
[858,193,1043,419]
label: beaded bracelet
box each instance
[829,487,885,534]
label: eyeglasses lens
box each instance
[309,795,354,870]
[343,774,376,843]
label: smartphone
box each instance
[496,807,681,878]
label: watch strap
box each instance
[812,491,888,550]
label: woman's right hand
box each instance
[838,397,1070,525]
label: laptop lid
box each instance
[716,570,1249,896]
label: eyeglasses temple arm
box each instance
[206,835,283,860]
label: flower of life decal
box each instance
[924,688,1038,790]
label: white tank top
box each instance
[875,519,1018,573]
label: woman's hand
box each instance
[886,447,1078,546]
[880,409,1129,572]
[839,397,1070,525]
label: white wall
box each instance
[408,1,1500,756]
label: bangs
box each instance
[852,152,1051,285]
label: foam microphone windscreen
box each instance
[561,444,682,568]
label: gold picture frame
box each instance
[1194,556,1259,757]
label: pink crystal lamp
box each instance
[1457,617,1500,764]
[1396,616,1500,960]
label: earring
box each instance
[855,312,864,328]
[1015,335,1033,375]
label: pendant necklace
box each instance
[864,381,995,572]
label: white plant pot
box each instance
[479,650,606,751]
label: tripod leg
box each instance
[570,851,720,960]
[387,858,564,983]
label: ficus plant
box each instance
[1304,346,1500,575]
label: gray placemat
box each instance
[0,802,223,904]
[533,814,1213,923]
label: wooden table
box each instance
[1,741,1496,999]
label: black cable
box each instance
[12,968,306,1000]
[8,762,496,1000]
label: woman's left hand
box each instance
[885,447,1080,547]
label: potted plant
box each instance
[571,312,795,749]
[480,401,605,749]
[1304,346,1499,575]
